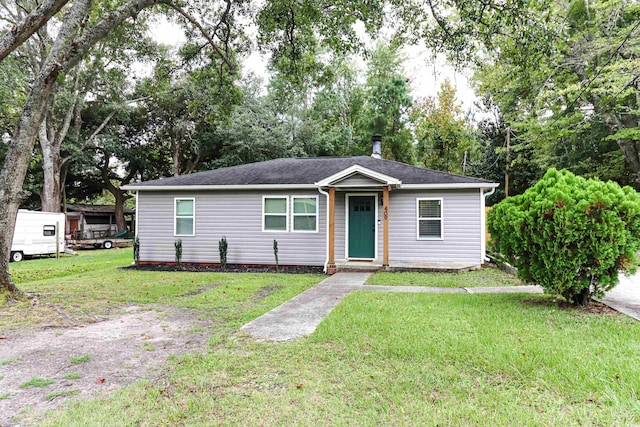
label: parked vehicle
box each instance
[10,210,66,262]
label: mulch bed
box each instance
[121,264,325,274]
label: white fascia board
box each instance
[315,165,401,187]
[121,184,317,191]
[401,183,499,190]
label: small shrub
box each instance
[273,239,279,272]
[175,239,182,265]
[133,237,140,266]
[489,168,640,305]
[219,237,228,268]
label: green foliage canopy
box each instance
[489,168,640,305]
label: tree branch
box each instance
[0,0,70,62]
[162,0,235,74]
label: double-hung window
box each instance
[292,196,318,232]
[263,196,288,232]
[417,198,443,239]
[175,198,195,236]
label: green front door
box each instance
[348,196,375,258]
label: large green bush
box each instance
[488,168,640,305]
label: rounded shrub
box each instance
[488,168,640,305]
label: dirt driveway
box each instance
[0,306,212,426]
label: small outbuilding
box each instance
[123,150,498,273]
[65,204,135,239]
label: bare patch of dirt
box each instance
[0,306,213,426]
[523,297,621,315]
[180,283,221,297]
[253,285,283,302]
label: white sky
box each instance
[147,18,479,114]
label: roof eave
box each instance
[401,183,500,190]
[121,183,318,191]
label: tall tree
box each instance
[474,0,640,187]
[412,79,476,173]
[0,0,240,299]
[364,43,414,163]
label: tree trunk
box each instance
[39,123,63,212]
[616,138,640,184]
[113,190,128,232]
[0,0,93,298]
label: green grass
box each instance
[9,249,133,284]
[63,373,82,380]
[3,248,322,331]
[367,267,523,288]
[0,392,10,400]
[6,249,640,425]
[20,378,55,388]
[0,356,21,366]
[39,292,640,426]
[46,389,81,400]
[70,355,91,365]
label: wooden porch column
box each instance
[328,186,336,268]
[383,185,389,267]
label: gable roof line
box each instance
[314,164,402,187]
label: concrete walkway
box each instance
[241,272,544,342]
[601,273,640,321]
[240,272,372,342]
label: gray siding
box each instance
[388,190,482,263]
[334,174,384,187]
[137,190,326,266]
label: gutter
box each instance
[482,187,496,262]
[317,187,330,273]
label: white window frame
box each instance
[174,197,195,237]
[291,195,319,233]
[416,197,444,240]
[262,196,289,232]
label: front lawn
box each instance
[40,292,640,426]
[4,248,322,332]
[5,250,640,425]
[367,266,523,288]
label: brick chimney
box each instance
[371,135,382,159]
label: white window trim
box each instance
[345,193,379,260]
[262,195,289,232]
[416,197,444,241]
[174,197,195,237]
[291,195,319,233]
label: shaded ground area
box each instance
[125,264,324,274]
[0,306,212,426]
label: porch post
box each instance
[383,185,389,269]
[328,186,336,274]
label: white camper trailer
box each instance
[10,210,66,262]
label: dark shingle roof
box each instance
[129,157,493,187]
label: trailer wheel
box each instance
[103,240,114,249]
[10,251,23,262]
